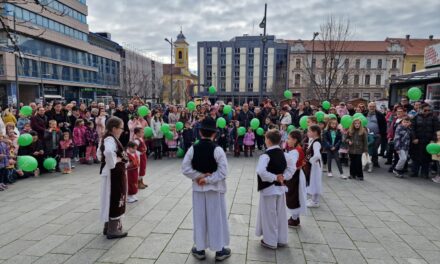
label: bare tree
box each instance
[302,16,353,101]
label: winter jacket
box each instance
[394,125,411,151]
[85,127,99,146]
[243,132,255,146]
[237,110,255,128]
[59,139,74,158]
[73,125,87,146]
[44,129,63,153]
[412,113,439,144]
[323,129,343,151]
[31,114,47,140]
[17,117,30,132]
[347,130,368,155]
[151,118,164,139]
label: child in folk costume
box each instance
[255,129,296,249]
[126,141,140,203]
[181,117,231,261]
[285,130,308,228]
[133,127,148,189]
[98,117,129,240]
[305,125,323,208]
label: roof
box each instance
[286,40,392,53]
[385,38,440,56]
[175,30,188,44]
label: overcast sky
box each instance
[87,0,440,72]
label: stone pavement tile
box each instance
[419,214,440,228]
[286,229,302,249]
[127,220,159,238]
[1,255,38,264]
[180,212,193,230]
[355,242,394,260]
[393,258,428,264]
[32,253,71,264]
[53,220,88,236]
[185,253,246,264]
[131,233,172,259]
[302,243,336,263]
[152,197,180,211]
[164,229,193,254]
[246,240,276,262]
[228,235,248,254]
[123,258,155,264]
[297,226,327,244]
[416,250,440,264]
[348,205,376,216]
[322,230,356,249]
[64,248,106,264]
[155,252,189,264]
[317,221,345,234]
[366,202,391,212]
[21,223,63,241]
[142,209,169,222]
[433,240,440,249]
[152,210,189,234]
[412,226,440,241]
[85,234,118,251]
[0,240,37,260]
[359,215,388,228]
[98,237,143,263]
[51,233,96,254]
[399,235,439,251]
[369,227,403,242]
[229,213,250,224]
[384,221,420,235]
[50,212,84,225]
[366,259,398,264]
[336,215,365,229]
[0,226,34,247]
[21,235,69,257]
[332,248,367,264]
[275,247,306,264]
[230,222,249,236]
[380,240,420,258]
[312,209,338,222]
[230,203,251,215]
[375,211,403,222]
[399,215,432,228]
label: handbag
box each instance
[362,153,371,167]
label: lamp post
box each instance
[164,38,173,104]
[259,3,267,104]
[309,32,319,99]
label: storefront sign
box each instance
[425,43,440,68]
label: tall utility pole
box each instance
[258,3,267,104]
[309,32,319,99]
[165,38,173,104]
[12,11,20,106]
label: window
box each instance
[206,59,211,65]
[376,75,381,85]
[29,12,36,23]
[343,74,348,85]
[365,75,370,85]
[248,59,253,66]
[334,59,339,68]
[234,48,240,54]
[362,93,370,100]
[178,51,182,59]
[233,82,239,92]
[374,93,382,99]
[352,93,360,98]
[311,58,316,69]
[411,64,416,72]
[295,59,301,69]
[234,71,239,77]
[248,71,253,77]
[247,82,253,91]
[294,74,301,85]
[344,59,349,69]
[220,59,226,65]
[354,75,359,85]
[378,59,382,69]
[22,9,30,20]
[206,47,212,53]
[248,48,254,54]
[207,71,212,77]
[220,48,226,53]
[392,59,397,69]
[366,59,371,69]
[321,59,327,68]
[220,71,225,77]
[355,59,360,69]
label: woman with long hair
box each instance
[98,116,128,239]
[347,118,368,180]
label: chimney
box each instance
[406,35,410,40]
[429,35,434,40]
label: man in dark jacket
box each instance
[237,103,254,128]
[31,107,48,141]
[114,105,130,146]
[366,102,387,168]
[411,103,439,178]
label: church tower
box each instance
[174,29,189,70]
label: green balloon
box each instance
[216,117,226,128]
[256,127,264,136]
[194,139,200,145]
[353,113,364,119]
[287,125,295,133]
[315,111,325,122]
[250,118,260,130]
[144,127,153,138]
[238,126,246,136]
[341,115,353,129]
[426,143,440,154]
[223,105,232,115]
[20,106,33,117]
[43,158,57,170]
[284,90,293,99]
[177,147,185,158]
[187,101,196,111]
[17,155,38,172]
[322,101,331,110]
[328,114,337,119]
[165,131,174,140]
[137,106,150,117]
[18,133,33,147]
[360,116,368,127]
[407,87,422,101]
[160,124,170,134]
[300,116,308,130]
[209,86,217,94]
[176,122,184,131]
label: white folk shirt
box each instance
[256,145,296,196]
[181,145,228,193]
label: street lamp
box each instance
[164,38,173,104]
[309,32,319,99]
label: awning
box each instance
[391,68,440,82]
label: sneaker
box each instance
[393,170,404,178]
[215,247,231,261]
[191,247,206,260]
[260,240,277,250]
[288,217,300,228]
[432,176,440,183]
[306,200,320,208]
[127,196,138,203]
[341,175,348,180]
[327,172,333,177]
[277,242,288,248]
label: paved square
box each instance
[0,155,439,263]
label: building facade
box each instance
[0,0,121,106]
[197,35,288,105]
[163,30,197,104]
[287,40,405,102]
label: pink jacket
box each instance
[73,125,86,146]
[243,132,255,146]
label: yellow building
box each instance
[387,36,440,74]
[162,30,198,104]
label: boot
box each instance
[103,222,108,235]
[138,179,146,189]
[106,219,127,239]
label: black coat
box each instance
[412,113,439,144]
[237,110,255,128]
